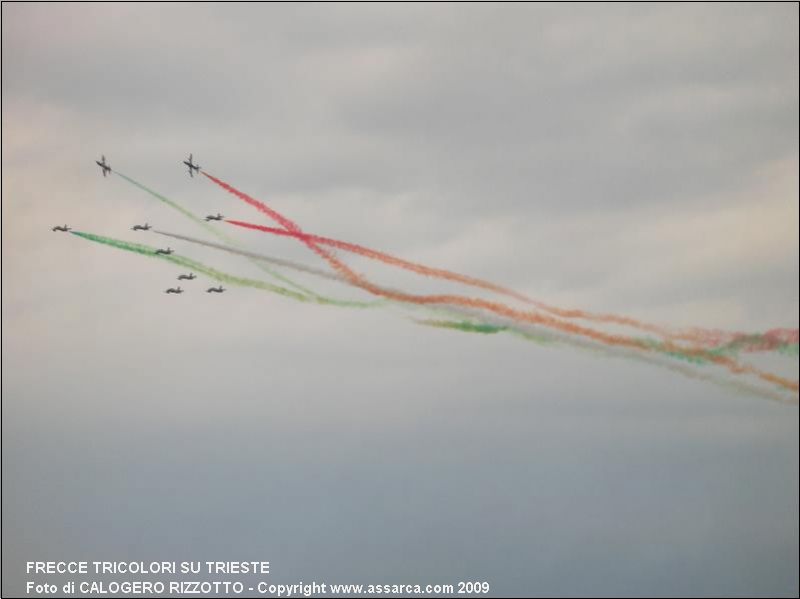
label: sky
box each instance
[2,3,798,597]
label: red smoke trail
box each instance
[203,172,798,393]
[199,159,759,352]
[225,220,797,352]
[260,223,800,392]
[203,172,301,234]
[201,167,673,344]
[765,329,800,345]
[316,261,799,392]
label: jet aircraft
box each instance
[183,153,201,177]
[206,286,226,293]
[154,247,174,255]
[177,273,196,280]
[165,287,183,294]
[52,225,71,232]
[95,155,111,177]
[205,213,224,222]
[131,223,151,231]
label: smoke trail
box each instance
[71,231,523,333]
[151,228,580,342]
[71,230,796,402]
[202,172,301,233]
[327,267,799,392]
[153,228,603,348]
[115,171,214,232]
[707,332,800,357]
[160,227,795,363]
[216,180,789,384]
[421,312,797,405]
[203,171,720,352]
[113,171,317,297]
[153,228,386,308]
[205,174,798,393]
[224,220,793,351]
[420,320,507,335]
[153,229,345,284]
[69,231,377,309]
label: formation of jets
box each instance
[81,153,228,296]
[95,155,111,177]
[52,225,71,232]
[183,153,201,177]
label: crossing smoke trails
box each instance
[67,169,797,402]
[69,231,374,309]
[705,330,799,358]
[201,172,798,396]
[70,231,544,343]
[152,229,346,285]
[417,314,797,405]
[70,230,795,404]
[153,228,800,360]
[152,228,799,367]
[114,172,317,297]
[224,220,799,355]
[202,173,301,234]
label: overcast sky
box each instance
[2,3,798,597]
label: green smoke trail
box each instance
[422,316,775,364]
[420,308,797,401]
[418,318,556,346]
[644,335,798,364]
[115,171,212,232]
[113,171,319,297]
[705,335,800,358]
[70,231,378,308]
[640,338,708,365]
[71,231,543,333]
[420,314,795,404]
[420,319,506,335]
